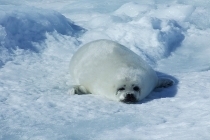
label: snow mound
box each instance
[114,2,154,18]
[150,4,195,21]
[0,6,85,52]
[0,6,85,67]
[82,3,185,65]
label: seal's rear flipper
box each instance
[69,85,89,95]
[156,77,174,88]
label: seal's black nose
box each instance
[122,94,137,103]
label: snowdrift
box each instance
[81,3,186,65]
[0,6,85,67]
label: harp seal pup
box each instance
[70,39,173,103]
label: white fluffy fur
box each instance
[70,39,159,102]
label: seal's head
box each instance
[116,83,141,103]
[114,69,142,103]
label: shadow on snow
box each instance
[140,71,178,104]
[0,7,86,67]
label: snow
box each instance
[0,0,210,140]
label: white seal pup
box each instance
[70,39,173,103]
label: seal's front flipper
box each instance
[69,85,89,95]
[156,77,174,88]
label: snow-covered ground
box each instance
[0,0,210,139]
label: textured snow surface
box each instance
[0,0,210,140]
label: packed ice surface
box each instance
[0,0,210,140]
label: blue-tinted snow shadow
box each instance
[140,71,178,104]
[152,18,185,57]
[0,8,86,53]
[0,6,86,68]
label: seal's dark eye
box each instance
[118,87,125,91]
[133,86,140,91]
